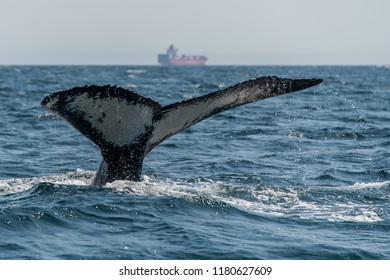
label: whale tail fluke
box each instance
[41,76,322,186]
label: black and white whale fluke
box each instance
[41,76,322,187]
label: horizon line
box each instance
[1,63,389,67]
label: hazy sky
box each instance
[1,0,389,65]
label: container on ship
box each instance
[158,45,208,65]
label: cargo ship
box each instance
[158,45,208,65]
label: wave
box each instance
[1,171,389,223]
[126,69,147,74]
[0,169,93,195]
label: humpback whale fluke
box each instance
[41,76,322,187]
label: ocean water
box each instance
[0,65,389,259]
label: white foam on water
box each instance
[340,181,390,190]
[0,169,94,195]
[228,181,389,222]
[106,178,390,223]
[126,69,147,74]
[2,171,389,223]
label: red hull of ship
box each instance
[168,58,207,65]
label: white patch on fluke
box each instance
[67,92,155,146]
[149,88,243,148]
[148,80,273,150]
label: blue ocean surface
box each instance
[0,65,389,259]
